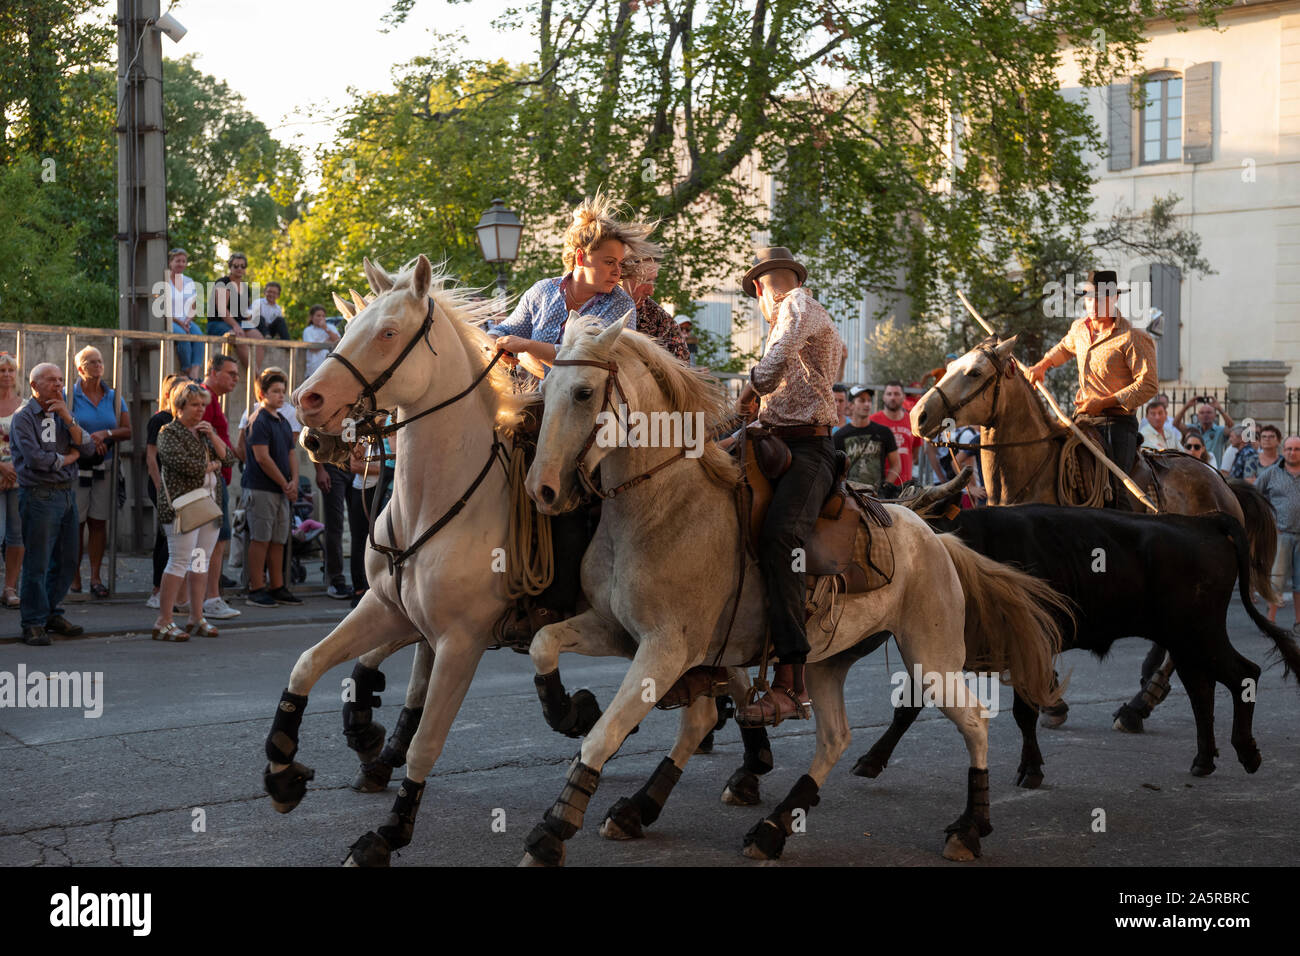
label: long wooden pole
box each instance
[955,290,1158,513]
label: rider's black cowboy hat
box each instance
[742,247,808,298]
[1079,269,1120,298]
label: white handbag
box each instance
[162,470,223,533]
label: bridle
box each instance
[320,291,510,598]
[549,357,689,499]
[930,344,1007,427]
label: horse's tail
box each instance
[939,534,1071,710]
[1228,479,1280,606]
[1213,511,1300,682]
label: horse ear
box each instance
[411,254,433,301]
[995,335,1018,359]
[595,313,627,349]
[332,292,354,319]
[363,257,394,295]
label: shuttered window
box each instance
[1182,61,1215,163]
[1152,263,1181,379]
[1141,72,1182,164]
[1108,81,1132,171]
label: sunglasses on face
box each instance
[1185,444,1203,451]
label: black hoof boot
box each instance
[378,706,423,769]
[351,759,394,793]
[696,731,715,754]
[535,670,603,738]
[741,774,819,860]
[344,830,392,867]
[345,777,425,865]
[722,768,761,806]
[1112,703,1145,734]
[742,818,786,859]
[601,798,645,840]
[342,664,386,763]
[943,768,992,861]
[264,761,315,814]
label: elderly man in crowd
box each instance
[8,363,94,645]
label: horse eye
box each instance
[968,369,981,379]
[383,329,397,339]
[575,386,594,402]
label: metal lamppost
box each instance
[474,199,523,298]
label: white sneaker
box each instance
[203,597,241,620]
[145,593,160,610]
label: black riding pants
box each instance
[320,463,350,587]
[1092,414,1139,510]
[758,436,837,663]
[537,506,593,617]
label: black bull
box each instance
[854,504,1300,785]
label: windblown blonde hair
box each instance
[561,191,663,272]
[560,315,737,487]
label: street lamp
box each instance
[474,198,523,298]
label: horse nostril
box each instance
[917,410,928,426]
[301,390,322,410]
[541,485,557,505]
[303,433,321,452]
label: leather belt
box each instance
[767,425,832,439]
[40,481,74,491]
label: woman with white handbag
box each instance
[154,382,237,641]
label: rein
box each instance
[549,357,688,499]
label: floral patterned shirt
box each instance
[749,287,843,429]
[636,297,689,362]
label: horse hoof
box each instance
[696,731,715,755]
[851,753,886,778]
[343,831,391,867]
[942,831,979,861]
[1190,758,1216,777]
[264,761,315,814]
[722,769,761,806]
[1240,750,1262,774]
[742,819,785,860]
[1039,712,1067,730]
[601,798,644,840]
[350,761,394,793]
[518,845,565,867]
[1015,768,1044,789]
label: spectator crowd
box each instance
[3,248,388,647]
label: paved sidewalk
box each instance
[0,553,352,643]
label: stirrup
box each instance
[736,686,812,728]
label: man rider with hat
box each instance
[733,248,845,726]
[1026,269,1157,506]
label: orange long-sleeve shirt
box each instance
[1043,313,1158,415]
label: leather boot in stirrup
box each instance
[736,663,812,728]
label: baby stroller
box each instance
[289,475,324,585]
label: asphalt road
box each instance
[1,597,1297,867]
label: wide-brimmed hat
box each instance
[1079,269,1119,298]
[742,247,808,298]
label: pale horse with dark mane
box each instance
[517,315,1074,864]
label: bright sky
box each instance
[98,0,523,162]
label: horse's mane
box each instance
[560,315,739,486]
[386,260,533,433]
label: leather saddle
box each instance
[740,426,894,595]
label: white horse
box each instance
[263,256,765,865]
[519,317,1070,864]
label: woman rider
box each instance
[489,193,660,642]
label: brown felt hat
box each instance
[741,247,808,298]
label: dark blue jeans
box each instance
[18,485,78,628]
[758,436,837,662]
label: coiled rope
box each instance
[1058,433,1110,508]
[502,444,554,599]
